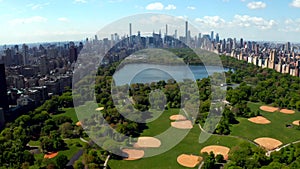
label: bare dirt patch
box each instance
[95,107,104,111]
[177,154,203,168]
[122,149,144,160]
[260,106,279,113]
[280,109,295,114]
[248,116,271,124]
[76,121,82,126]
[133,137,161,148]
[201,145,230,160]
[170,115,187,121]
[292,120,300,126]
[171,120,193,129]
[44,152,58,159]
[254,137,283,150]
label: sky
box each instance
[1,0,300,45]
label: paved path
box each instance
[266,140,300,156]
[103,155,111,169]
[66,149,84,167]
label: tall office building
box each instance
[165,24,168,36]
[211,31,214,41]
[0,64,8,111]
[22,44,29,65]
[240,38,244,48]
[185,21,189,44]
[216,33,220,43]
[129,23,132,37]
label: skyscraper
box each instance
[185,21,189,44]
[211,31,214,41]
[166,24,168,36]
[216,33,220,43]
[0,64,8,111]
[129,23,132,37]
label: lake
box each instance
[113,63,230,86]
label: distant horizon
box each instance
[1,1,300,45]
[1,35,300,48]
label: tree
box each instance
[56,154,68,169]
[216,154,224,163]
[74,160,84,169]
[59,122,74,138]
[203,152,216,169]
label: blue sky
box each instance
[1,0,300,44]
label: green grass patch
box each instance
[109,108,252,169]
[230,102,300,144]
[28,140,41,147]
[52,108,79,124]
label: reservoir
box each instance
[113,63,230,86]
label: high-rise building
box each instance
[129,23,132,37]
[166,24,168,36]
[211,31,214,41]
[216,33,220,43]
[0,64,8,111]
[22,44,29,65]
[185,21,188,44]
[240,38,244,48]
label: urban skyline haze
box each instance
[1,0,300,44]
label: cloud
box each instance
[280,18,300,32]
[9,16,47,25]
[57,17,69,22]
[194,15,276,30]
[165,4,176,10]
[233,15,276,29]
[290,0,300,8]
[247,1,266,9]
[74,0,87,4]
[146,2,164,10]
[187,6,196,10]
[27,3,50,10]
[195,16,226,28]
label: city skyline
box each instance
[1,0,300,44]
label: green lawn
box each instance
[52,108,79,124]
[230,102,300,144]
[108,108,251,169]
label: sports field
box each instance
[108,108,253,169]
[230,102,300,144]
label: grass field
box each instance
[108,108,252,169]
[230,102,300,144]
[52,108,79,124]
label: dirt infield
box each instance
[95,107,104,111]
[292,120,300,126]
[177,154,203,168]
[170,115,187,121]
[134,137,161,148]
[171,120,193,129]
[122,149,144,160]
[201,145,230,160]
[248,116,271,124]
[260,106,279,112]
[280,109,295,114]
[76,121,82,126]
[44,152,58,159]
[254,137,283,150]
